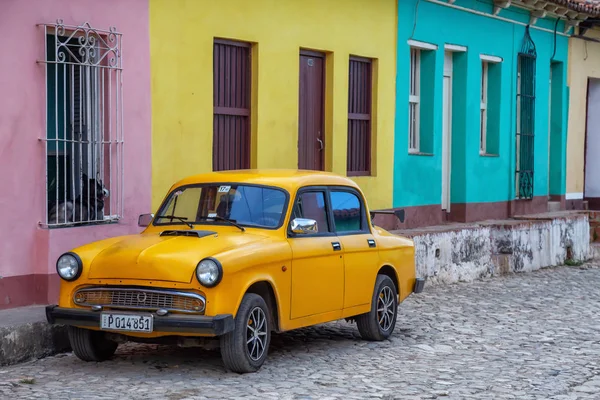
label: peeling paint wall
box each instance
[413,228,493,285]
[409,214,591,285]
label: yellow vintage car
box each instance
[46,170,424,373]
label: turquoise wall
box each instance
[394,0,569,208]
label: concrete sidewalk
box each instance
[0,306,70,366]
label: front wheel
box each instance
[67,326,118,361]
[220,293,271,373]
[356,274,398,341]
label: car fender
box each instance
[233,274,284,324]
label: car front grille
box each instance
[73,287,206,314]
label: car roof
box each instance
[171,169,362,193]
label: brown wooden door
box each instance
[298,51,325,170]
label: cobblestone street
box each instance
[2,263,600,399]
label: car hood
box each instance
[87,229,267,283]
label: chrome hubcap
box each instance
[246,307,268,361]
[377,286,395,331]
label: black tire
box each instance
[67,326,118,362]
[356,274,398,341]
[220,293,271,373]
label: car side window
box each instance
[292,191,330,233]
[330,190,363,233]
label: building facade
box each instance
[0,0,152,309]
[391,0,572,229]
[149,0,397,212]
[566,10,600,210]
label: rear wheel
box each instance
[67,326,118,361]
[356,274,398,341]
[220,293,271,373]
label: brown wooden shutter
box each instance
[213,39,251,171]
[347,56,372,176]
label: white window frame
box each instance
[409,47,421,153]
[408,40,437,154]
[479,54,503,155]
[480,61,489,154]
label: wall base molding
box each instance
[374,196,553,230]
[0,274,59,310]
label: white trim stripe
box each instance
[408,39,438,51]
[566,192,584,200]
[480,54,503,63]
[444,44,467,52]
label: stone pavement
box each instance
[2,263,600,399]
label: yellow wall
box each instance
[149,0,397,211]
[566,28,600,196]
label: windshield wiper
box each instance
[198,216,245,232]
[156,215,194,229]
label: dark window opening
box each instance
[44,26,120,227]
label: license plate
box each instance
[100,312,153,333]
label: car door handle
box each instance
[367,239,376,248]
[332,241,341,251]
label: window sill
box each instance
[408,151,434,156]
[41,217,121,230]
[347,172,373,177]
[479,152,499,157]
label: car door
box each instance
[328,187,380,309]
[287,187,345,319]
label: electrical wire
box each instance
[550,17,559,60]
[409,0,422,40]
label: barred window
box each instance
[515,27,536,200]
[40,20,123,227]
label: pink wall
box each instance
[0,0,151,308]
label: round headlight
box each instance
[195,258,222,287]
[56,252,82,281]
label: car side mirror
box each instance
[138,213,154,227]
[290,218,318,234]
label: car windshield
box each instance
[154,184,288,229]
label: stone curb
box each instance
[0,320,70,367]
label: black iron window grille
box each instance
[515,26,536,200]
